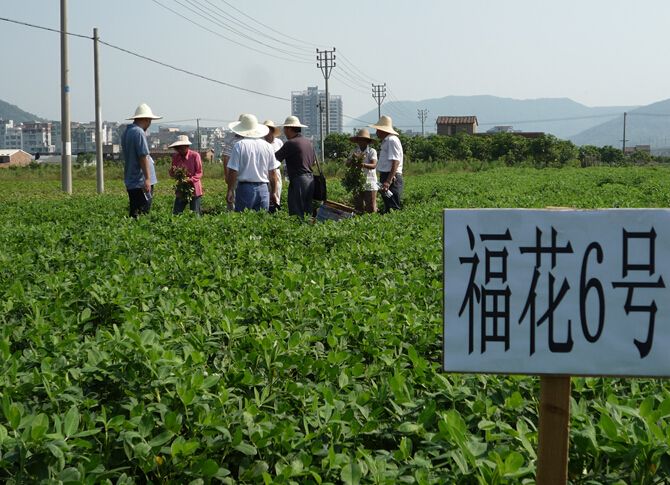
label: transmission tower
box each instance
[372,83,386,120]
[316,48,336,135]
[417,109,429,136]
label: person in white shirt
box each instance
[263,120,284,213]
[347,128,378,213]
[370,115,404,213]
[226,114,280,212]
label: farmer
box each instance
[348,128,378,214]
[370,115,404,213]
[263,120,284,213]
[222,128,242,211]
[275,116,316,219]
[122,103,162,218]
[226,114,280,212]
[168,135,203,215]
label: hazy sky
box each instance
[1,0,668,127]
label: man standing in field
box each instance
[226,114,280,212]
[370,115,404,213]
[263,120,284,213]
[275,116,316,219]
[122,103,162,218]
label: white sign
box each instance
[443,209,670,377]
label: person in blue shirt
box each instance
[122,103,162,217]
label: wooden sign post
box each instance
[443,209,670,483]
[537,376,571,484]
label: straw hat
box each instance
[127,103,162,120]
[169,135,192,148]
[280,115,308,128]
[350,128,373,143]
[228,114,269,138]
[263,119,281,136]
[369,115,398,136]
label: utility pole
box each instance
[196,118,202,152]
[93,28,104,194]
[417,109,429,137]
[316,47,336,136]
[621,112,628,154]
[60,0,72,193]
[317,100,325,161]
[372,83,386,120]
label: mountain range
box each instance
[0,99,46,123]
[352,95,636,141]
[2,95,669,148]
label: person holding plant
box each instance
[370,115,404,213]
[347,128,378,213]
[169,135,203,215]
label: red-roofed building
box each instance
[436,116,478,136]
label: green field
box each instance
[0,166,669,484]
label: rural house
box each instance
[0,149,32,168]
[436,116,478,136]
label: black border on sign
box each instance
[440,208,670,379]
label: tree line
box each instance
[324,132,667,168]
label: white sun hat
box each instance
[228,114,270,138]
[369,115,398,136]
[168,135,192,148]
[280,115,308,128]
[127,103,162,120]
[263,119,281,136]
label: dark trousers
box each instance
[127,186,153,218]
[378,172,403,213]
[288,173,314,219]
[173,195,202,216]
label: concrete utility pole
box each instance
[621,112,629,154]
[316,48,336,135]
[93,28,104,194]
[317,100,325,161]
[60,0,72,193]
[372,83,386,120]
[417,109,429,137]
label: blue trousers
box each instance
[235,182,269,212]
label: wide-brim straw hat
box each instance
[228,114,269,138]
[263,120,281,136]
[350,128,373,143]
[280,115,308,128]
[127,103,162,120]
[169,135,192,148]
[369,115,398,136]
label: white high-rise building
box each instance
[291,86,343,139]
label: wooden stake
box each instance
[536,375,571,484]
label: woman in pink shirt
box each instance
[169,135,203,215]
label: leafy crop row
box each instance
[0,167,669,484]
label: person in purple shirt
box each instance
[122,103,162,218]
[275,116,316,219]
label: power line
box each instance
[217,0,321,50]
[175,0,313,61]
[0,15,91,39]
[149,0,310,64]
[98,39,290,101]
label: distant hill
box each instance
[0,99,46,123]
[351,95,635,139]
[570,98,670,148]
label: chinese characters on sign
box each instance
[443,210,670,376]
